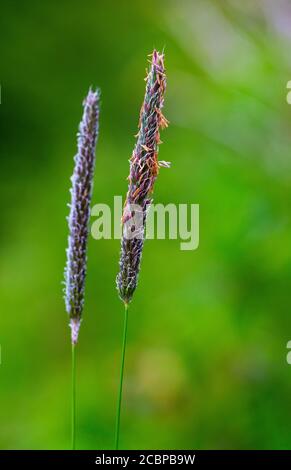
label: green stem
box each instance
[71,342,76,450]
[115,303,129,450]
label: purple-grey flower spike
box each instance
[116,50,169,304]
[64,88,100,344]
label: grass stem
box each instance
[115,303,129,450]
[72,342,76,450]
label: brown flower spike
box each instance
[117,50,169,304]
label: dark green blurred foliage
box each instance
[1,0,291,449]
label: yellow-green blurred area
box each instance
[1,0,291,450]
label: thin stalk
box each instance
[71,342,76,450]
[115,303,129,450]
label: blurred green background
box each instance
[1,0,291,450]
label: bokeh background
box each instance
[1,0,291,450]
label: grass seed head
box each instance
[117,50,169,304]
[64,88,100,344]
